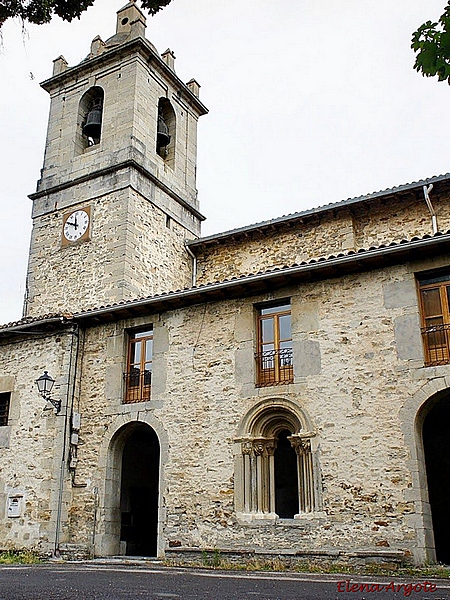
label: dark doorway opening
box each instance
[274,429,298,518]
[423,396,450,564]
[120,424,160,556]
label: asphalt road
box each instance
[0,563,449,600]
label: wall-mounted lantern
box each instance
[35,371,61,413]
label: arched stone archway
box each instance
[96,414,167,557]
[119,423,159,556]
[401,378,450,564]
[421,390,450,564]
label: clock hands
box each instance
[63,209,89,243]
[66,215,78,229]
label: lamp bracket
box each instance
[42,395,61,413]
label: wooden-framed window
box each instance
[0,392,11,426]
[123,328,153,403]
[419,271,450,366]
[255,301,293,386]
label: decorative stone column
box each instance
[240,437,277,515]
[289,433,316,514]
[241,441,253,513]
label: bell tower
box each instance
[24,1,207,317]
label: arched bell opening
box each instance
[156,97,175,169]
[75,86,104,154]
[421,390,450,564]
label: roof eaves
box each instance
[0,315,74,336]
[3,230,449,334]
[73,230,450,325]
[187,172,450,248]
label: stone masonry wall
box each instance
[196,210,354,286]
[351,191,450,248]
[26,188,128,317]
[0,330,75,554]
[61,253,450,563]
[25,186,194,317]
[195,189,450,286]
[125,189,193,297]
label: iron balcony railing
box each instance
[421,323,450,366]
[123,369,152,404]
[255,347,294,387]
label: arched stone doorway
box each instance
[422,392,450,564]
[102,421,160,557]
[120,423,160,556]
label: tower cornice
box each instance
[41,36,208,118]
[29,158,206,223]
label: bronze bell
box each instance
[157,113,170,148]
[83,104,102,139]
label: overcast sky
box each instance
[0,0,449,324]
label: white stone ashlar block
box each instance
[394,314,423,361]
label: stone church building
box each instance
[1,1,450,566]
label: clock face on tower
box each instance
[62,207,91,245]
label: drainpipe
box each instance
[184,241,197,287]
[423,184,438,235]
[54,324,80,557]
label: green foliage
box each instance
[0,0,173,27]
[167,554,450,578]
[412,2,450,83]
[0,550,41,564]
[201,549,222,568]
[141,0,173,16]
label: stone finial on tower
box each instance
[187,79,201,98]
[52,56,68,76]
[116,1,146,39]
[161,49,176,71]
[90,36,106,57]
